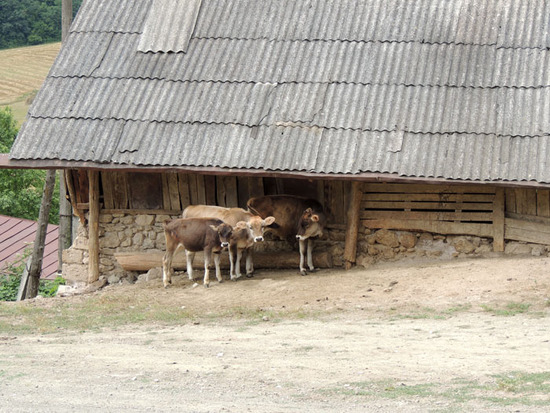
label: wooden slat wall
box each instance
[88,172,347,225]
[361,183,498,238]
[504,188,550,244]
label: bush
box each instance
[0,251,66,301]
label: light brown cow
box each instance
[162,218,233,288]
[247,195,326,275]
[182,205,275,278]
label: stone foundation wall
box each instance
[61,212,550,285]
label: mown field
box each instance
[0,42,61,126]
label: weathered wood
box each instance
[364,183,496,193]
[88,170,100,284]
[328,180,345,224]
[363,193,495,202]
[161,173,171,210]
[506,212,550,225]
[74,170,89,204]
[493,188,505,251]
[537,189,550,217]
[177,173,191,208]
[362,201,494,211]
[112,172,129,209]
[64,169,86,224]
[102,209,181,215]
[167,173,180,210]
[101,171,116,209]
[237,176,250,209]
[360,210,494,222]
[196,174,207,205]
[514,188,537,216]
[505,217,550,244]
[248,177,265,199]
[344,181,362,269]
[362,219,494,237]
[128,173,163,209]
[188,174,199,205]
[24,170,57,299]
[224,176,239,207]
[115,250,333,272]
[204,175,217,205]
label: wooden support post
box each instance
[88,170,100,283]
[493,187,505,252]
[344,181,362,270]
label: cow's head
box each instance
[296,208,325,241]
[247,215,276,242]
[210,222,233,248]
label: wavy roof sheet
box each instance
[10,0,550,184]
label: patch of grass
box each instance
[323,373,550,409]
[481,302,531,316]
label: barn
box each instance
[8,0,550,283]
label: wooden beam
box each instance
[344,181,362,270]
[493,187,505,251]
[114,250,333,272]
[88,170,100,283]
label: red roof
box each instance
[0,215,59,280]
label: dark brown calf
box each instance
[247,195,326,275]
[162,218,233,288]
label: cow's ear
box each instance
[264,216,276,226]
[304,208,313,215]
[209,224,219,231]
[311,214,319,222]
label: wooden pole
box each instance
[88,170,100,283]
[58,0,74,272]
[493,187,505,252]
[25,170,57,298]
[343,181,362,270]
[62,0,73,42]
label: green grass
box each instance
[481,302,531,316]
[324,372,550,410]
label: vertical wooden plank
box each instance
[216,176,226,206]
[344,181,362,269]
[112,172,129,209]
[161,173,171,210]
[167,173,181,210]
[536,189,550,217]
[237,177,250,209]
[188,174,199,205]
[224,176,239,207]
[204,175,217,205]
[248,177,265,198]
[493,187,505,252]
[329,180,345,225]
[101,172,115,209]
[505,188,516,214]
[525,189,537,216]
[88,170,100,283]
[178,173,191,208]
[75,170,89,204]
[196,175,207,205]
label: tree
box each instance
[0,107,59,224]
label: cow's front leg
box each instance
[213,251,223,283]
[307,238,315,272]
[229,245,237,281]
[299,238,308,275]
[185,250,195,281]
[235,249,243,279]
[245,248,254,278]
[162,250,174,288]
[203,249,211,288]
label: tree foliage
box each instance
[0,107,59,224]
[0,0,82,49]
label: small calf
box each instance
[229,217,275,280]
[162,218,233,288]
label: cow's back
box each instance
[182,205,251,227]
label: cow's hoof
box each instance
[204,283,210,288]
[308,267,318,273]
[246,273,254,278]
[300,269,307,276]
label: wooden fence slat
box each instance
[363,193,495,203]
[112,172,129,209]
[364,183,496,194]
[362,219,494,237]
[196,175,207,205]
[204,175,217,205]
[224,176,239,207]
[493,188,505,251]
[101,171,115,209]
[167,173,181,210]
[360,210,494,222]
[248,177,264,199]
[505,218,550,244]
[161,174,171,210]
[362,201,494,211]
[189,175,199,205]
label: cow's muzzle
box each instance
[254,236,264,242]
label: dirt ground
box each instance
[1,255,550,412]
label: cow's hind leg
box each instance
[186,250,195,281]
[203,249,211,288]
[162,238,177,287]
[307,238,316,272]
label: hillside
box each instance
[0,42,61,126]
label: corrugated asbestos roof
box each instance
[10,0,550,183]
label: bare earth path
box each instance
[1,255,549,412]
